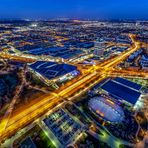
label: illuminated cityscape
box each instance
[0,1,148,148]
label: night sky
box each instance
[0,0,148,20]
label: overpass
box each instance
[0,34,143,142]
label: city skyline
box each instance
[0,0,148,20]
[0,1,147,147]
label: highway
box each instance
[0,34,142,142]
[110,69,148,79]
[0,52,36,63]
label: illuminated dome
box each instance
[88,97,124,122]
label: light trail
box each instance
[0,34,142,142]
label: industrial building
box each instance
[101,77,142,106]
[29,61,79,84]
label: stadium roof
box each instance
[88,96,124,122]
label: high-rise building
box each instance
[94,39,105,57]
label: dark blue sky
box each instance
[0,0,148,19]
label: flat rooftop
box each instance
[114,77,142,91]
[21,137,36,148]
[101,78,141,105]
[29,61,77,80]
[24,47,83,59]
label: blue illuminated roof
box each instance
[30,61,77,80]
[89,96,124,122]
[101,79,141,105]
[25,47,83,59]
[114,77,142,91]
